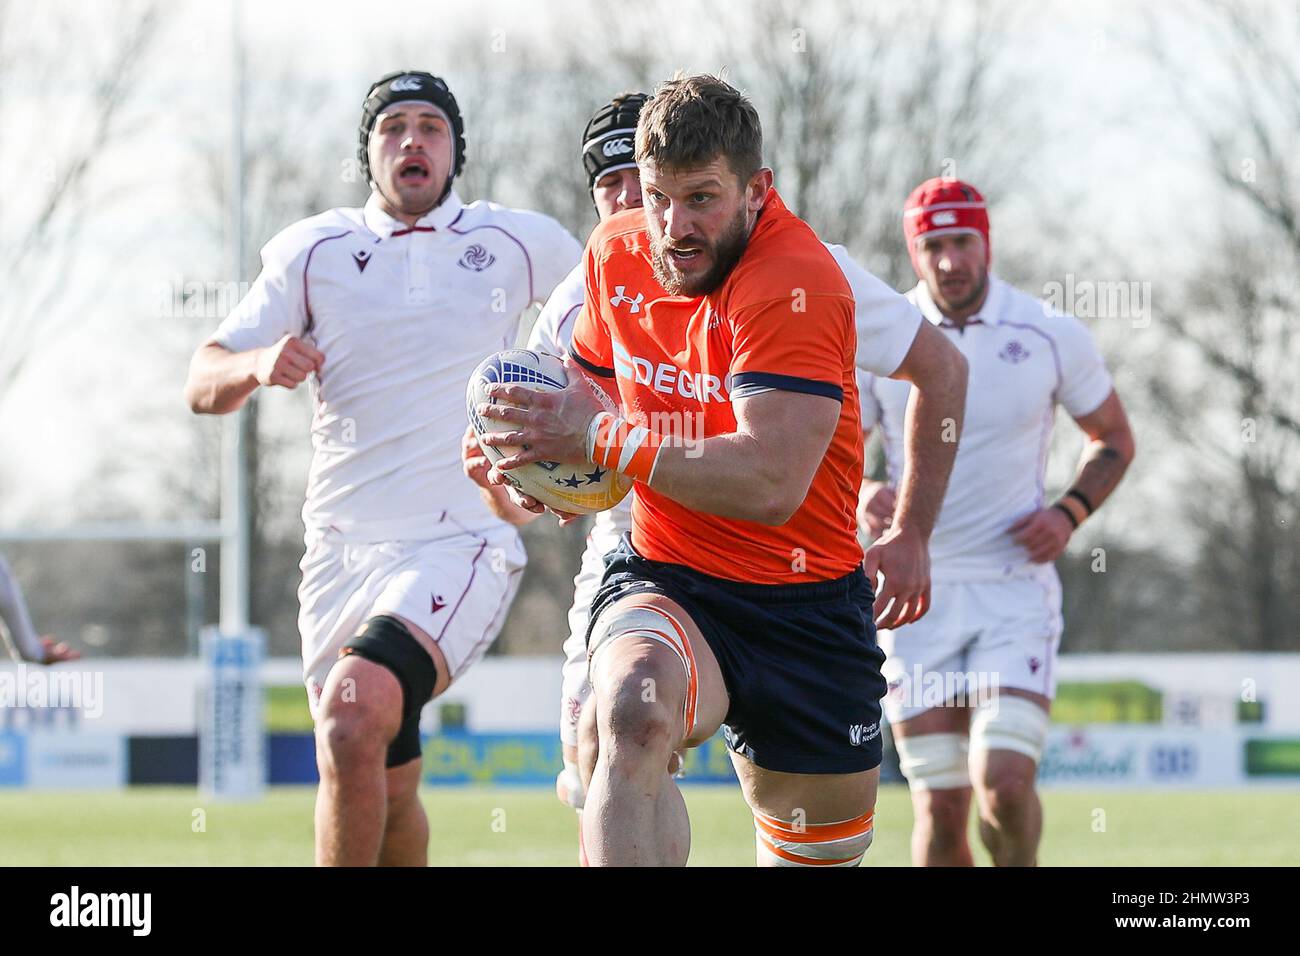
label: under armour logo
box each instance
[610,285,644,313]
[352,250,371,273]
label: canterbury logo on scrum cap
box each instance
[931,210,958,226]
[602,137,633,158]
[390,76,423,92]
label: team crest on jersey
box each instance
[998,339,1031,364]
[458,243,495,272]
[352,250,371,273]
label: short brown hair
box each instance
[635,73,763,182]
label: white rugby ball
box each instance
[466,349,633,515]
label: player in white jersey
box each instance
[185,70,581,866]
[0,553,80,664]
[463,94,649,843]
[858,178,1135,866]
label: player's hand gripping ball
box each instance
[466,349,632,515]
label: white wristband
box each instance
[585,411,616,462]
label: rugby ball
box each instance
[466,349,633,515]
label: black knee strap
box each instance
[341,615,439,767]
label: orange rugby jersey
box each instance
[570,189,864,584]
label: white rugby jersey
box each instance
[528,261,631,555]
[527,244,923,555]
[824,244,924,379]
[861,275,1113,579]
[211,191,582,541]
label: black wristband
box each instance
[1053,502,1080,530]
[1066,488,1095,515]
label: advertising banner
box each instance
[25,731,127,788]
[1039,726,1243,788]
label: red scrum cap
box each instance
[903,177,990,275]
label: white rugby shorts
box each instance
[878,565,1063,725]
[298,526,526,717]
[558,533,619,747]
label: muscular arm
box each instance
[1066,389,1135,516]
[479,367,838,526]
[884,320,967,539]
[648,389,841,525]
[184,335,324,415]
[184,342,261,415]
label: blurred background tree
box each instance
[1,0,1295,659]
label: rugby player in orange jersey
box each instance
[476,74,968,866]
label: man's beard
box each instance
[937,268,988,314]
[650,205,751,296]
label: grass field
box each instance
[2,784,1297,866]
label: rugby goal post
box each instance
[199,0,265,801]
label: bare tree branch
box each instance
[0,1,166,408]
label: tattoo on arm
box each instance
[1072,444,1126,512]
